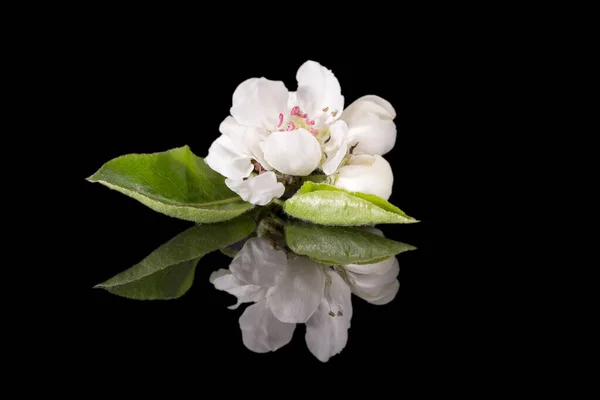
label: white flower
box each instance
[330,154,394,200]
[210,235,400,362]
[205,60,398,205]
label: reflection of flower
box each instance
[210,236,400,362]
[205,60,397,205]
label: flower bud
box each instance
[333,155,393,200]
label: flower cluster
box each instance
[205,60,397,205]
[211,233,400,362]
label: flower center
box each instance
[276,105,339,137]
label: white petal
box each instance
[342,95,396,121]
[225,171,285,206]
[209,269,266,310]
[219,116,272,170]
[230,77,289,130]
[333,154,394,200]
[262,129,321,176]
[346,258,399,297]
[239,299,296,353]
[295,60,344,128]
[209,268,230,283]
[346,117,396,156]
[321,120,348,175]
[361,227,384,237]
[226,286,267,310]
[326,270,353,322]
[345,256,397,275]
[305,271,352,362]
[218,116,247,143]
[341,95,396,156]
[266,256,325,323]
[230,237,287,288]
[204,134,253,180]
[245,135,272,171]
[354,280,400,305]
[287,91,297,110]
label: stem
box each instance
[271,198,284,207]
[269,213,286,226]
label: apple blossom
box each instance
[205,60,398,205]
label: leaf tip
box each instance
[85,171,100,183]
[93,281,110,289]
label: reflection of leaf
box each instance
[283,182,418,226]
[285,223,416,265]
[220,248,239,258]
[87,146,254,223]
[102,259,200,300]
[94,215,255,299]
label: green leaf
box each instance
[285,222,416,265]
[94,215,255,299]
[283,182,419,226]
[87,145,254,224]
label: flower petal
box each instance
[230,77,289,130]
[305,271,352,362]
[262,129,321,176]
[333,154,394,200]
[230,238,287,288]
[295,60,344,128]
[209,268,230,283]
[342,95,396,121]
[225,171,285,206]
[227,286,266,310]
[218,116,247,143]
[287,91,297,110]
[321,120,348,176]
[239,299,296,353]
[346,257,399,297]
[326,270,353,322]
[353,280,400,305]
[219,116,272,170]
[341,95,397,156]
[204,134,253,180]
[209,269,266,310]
[361,227,384,237]
[345,256,397,275]
[266,256,325,323]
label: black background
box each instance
[81,30,444,375]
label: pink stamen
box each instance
[259,169,267,175]
[277,113,284,128]
[298,113,307,118]
[310,128,319,136]
[287,122,295,131]
[279,129,285,132]
[253,162,262,172]
[306,119,315,126]
[291,106,300,116]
